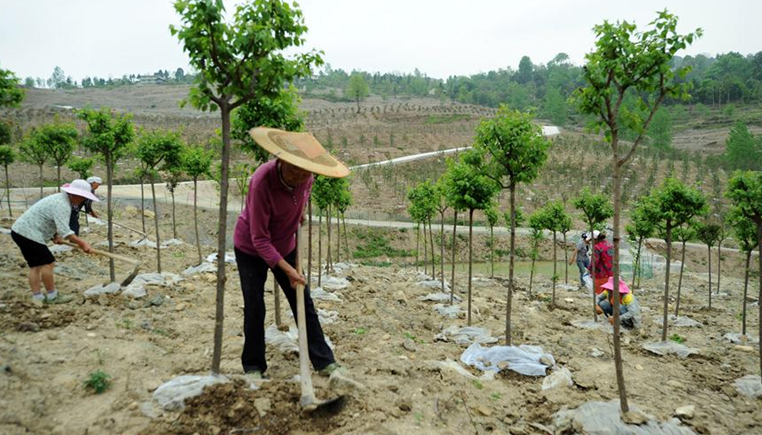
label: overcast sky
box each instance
[1,0,760,83]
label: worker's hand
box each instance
[90,211,99,219]
[608,317,615,325]
[595,305,603,315]
[52,235,64,244]
[286,266,306,289]
[79,241,93,254]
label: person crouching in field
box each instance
[69,176,101,236]
[596,277,641,329]
[11,179,97,302]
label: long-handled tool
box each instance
[62,241,141,286]
[295,225,344,413]
[112,221,148,241]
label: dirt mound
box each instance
[142,379,352,435]
[0,300,78,332]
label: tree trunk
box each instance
[140,176,146,234]
[467,209,474,326]
[343,214,349,261]
[707,245,712,309]
[150,178,162,273]
[415,222,420,272]
[440,211,446,293]
[56,165,61,192]
[336,208,341,264]
[742,250,750,336]
[171,188,177,240]
[429,219,435,279]
[490,226,494,278]
[39,164,43,199]
[552,232,557,307]
[308,199,313,288]
[716,241,722,295]
[675,240,686,317]
[450,211,458,305]
[564,233,569,285]
[423,220,428,275]
[318,211,322,287]
[211,106,232,376]
[193,179,202,265]
[106,157,115,283]
[590,221,597,321]
[661,224,673,341]
[632,238,643,290]
[529,251,535,297]
[611,151,629,413]
[506,185,516,345]
[5,165,11,217]
[327,205,332,273]
[757,223,761,377]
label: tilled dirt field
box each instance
[0,215,760,435]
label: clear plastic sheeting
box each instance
[542,367,573,390]
[181,262,217,276]
[152,375,229,411]
[654,315,702,328]
[734,375,762,399]
[433,303,464,319]
[435,326,498,346]
[122,272,184,299]
[265,323,334,355]
[84,282,122,298]
[553,400,696,435]
[319,275,350,291]
[0,227,11,234]
[417,279,451,292]
[161,238,184,247]
[311,287,342,302]
[723,333,760,344]
[420,292,462,303]
[461,343,554,377]
[205,252,236,264]
[642,341,699,359]
[572,319,613,333]
[130,239,158,248]
[429,359,495,381]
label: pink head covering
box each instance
[601,276,630,294]
[62,179,100,202]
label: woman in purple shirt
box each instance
[233,158,337,379]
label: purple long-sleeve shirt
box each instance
[233,160,312,268]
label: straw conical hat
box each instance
[249,127,350,178]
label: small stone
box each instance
[735,345,754,353]
[145,295,164,307]
[98,294,110,306]
[253,398,271,417]
[46,332,59,340]
[87,332,97,338]
[143,210,155,219]
[18,322,40,332]
[477,406,493,416]
[209,426,221,435]
[622,410,650,425]
[564,298,574,303]
[128,301,141,310]
[382,334,391,341]
[40,313,52,320]
[129,402,139,411]
[508,426,527,435]
[590,348,604,358]
[666,380,684,389]
[635,364,644,371]
[675,405,695,419]
[402,339,417,352]
[396,398,412,412]
[174,303,186,312]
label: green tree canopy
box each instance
[183,145,214,180]
[346,72,370,112]
[36,121,78,188]
[723,121,762,171]
[67,156,95,179]
[0,65,24,108]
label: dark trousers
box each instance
[234,247,335,374]
[69,209,80,236]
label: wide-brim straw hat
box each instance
[249,127,350,178]
[62,179,100,202]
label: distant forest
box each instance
[25,51,762,114]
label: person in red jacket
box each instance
[589,230,613,295]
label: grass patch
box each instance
[353,327,367,335]
[84,370,112,394]
[669,334,685,344]
[353,229,411,259]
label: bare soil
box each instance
[0,205,760,435]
